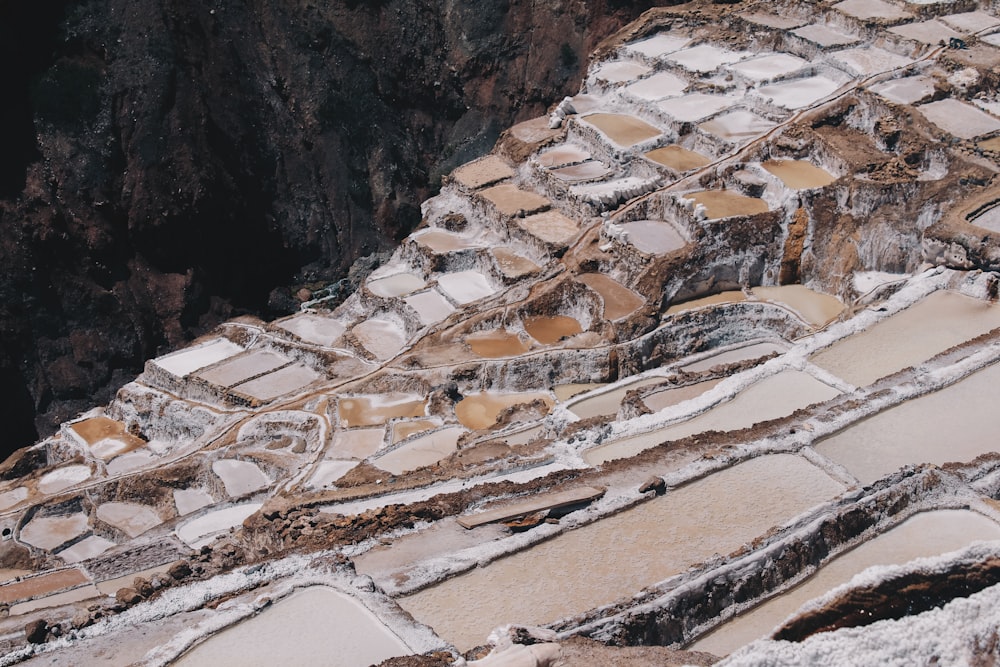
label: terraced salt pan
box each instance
[174,586,411,667]
[578,274,645,320]
[939,11,1000,34]
[643,378,723,412]
[656,94,736,123]
[685,190,769,219]
[833,0,911,21]
[413,230,480,253]
[810,290,1000,387]
[751,285,844,327]
[744,12,807,29]
[691,510,1000,656]
[10,583,102,614]
[174,488,215,516]
[436,270,496,305]
[868,74,936,105]
[970,205,1000,234]
[399,455,843,651]
[524,315,584,344]
[392,420,437,443]
[584,370,836,465]
[404,290,455,326]
[0,568,88,604]
[330,428,385,459]
[681,341,787,372]
[536,145,591,168]
[615,220,688,255]
[107,451,155,475]
[645,145,711,172]
[466,329,530,358]
[666,290,746,315]
[37,465,92,495]
[568,377,667,420]
[554,383,608,402]
[918,99,1000,140]
[491,248,540,279]
[816,360,1000,485]
[372,426,465,475]
[479,184,551,217]
[96,502,162,538]
[20,513,89,551]
[581,113,662,148]
[57,535,115,564]
[0,487,27,511]
[232,363,320,402]
[339,394,426,428]
[698,111,776,145]
[176,503,262,549]
[624,72,688,101]
[451,155,515,190]
[757,75,842,110]
[196,350,288,388]
[352,318,407,360]
[666,44,746,73]
[889,19,962,45]
[792,24,859,47]
[153,338,243,377]
[762,160,837,189]
[625,32,691,59]
[276,314,345,347]
[983,33,1000,47]
[516,210,580,246]
[550,161,612,183]
[728,54,806,81]
[307,460,358,489]
[367,272,426,298]
[456,392,554,430]
[828,47,913,78]
[590,60,651,84]
[212,460,270,497]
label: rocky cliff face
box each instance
[0,0,653,452]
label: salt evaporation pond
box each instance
[491,248,539,279]
[728,53,805,81]
[681,341,786,372]
[372,427,465,475]
[889,19,962,45]
[792,24,859,48]
[212,460,269,497]
[828,47,913,78]
[625,32,691,59]
[666,44,745,73]
[550,161,612,183]
[276,314,345,347]
[585,370,837,465]
[698,111,776,144]
[523,315,584,344]
[57,535,115,564]
[642,378,722,412]
[517,210,579,245]
[645,145,711,172]
[868,74,936,105]
[351,319,407,360]
[391,420,437,442]
[330,428,385,459]
[175,586,411,667]
[404,290,455,326]
[536,144,591,168]
[809,290,1000,387]
[452,155,514,189]
[339,394,426,427]
[685,190,769,219]
[918,99,1000,140]
[456,392,553,430]
[690,510,1000,656]
[939,10,1000,33]
[833,0,911,21]
[657,94,736,122]
[970,204,1000,235]
[578,274,644,320]
[0,487,27,511]
[399,455,843,650]
[174,488,215,516]
[581,113,662,147]
[466,329,530,358]
[153,338,243,377]
[568,377,667,420]
[591,60,651,84]
[751,285,844,327]
[757,76,842,110]
[665,290,746,315]
[366,272,426,298]
[413,229,479,253]
[234,364,320,402]
[37,465,92,495]
[615,220,688,255]
[196,350,287,388]
[816,360,1000,485]
[96,502,162,538]
[624,71,688,101]
[307,461,359,489]
[480,184,551,217]
[762,159,836,190]
[176,503,262,549]
[20,513,90,551]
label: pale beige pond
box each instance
[582,113,662,148]
[456,392,554,430]
[466,329,530,358]
[644,145,711,172]
[554,383,608,402]
[568,377,667,420]
[524,315,584,345]
[762,160,837,190]
[815,360,1000,485]
[643,378,722,412]
[372,426,466,475]
[175,586,411,667]
[666,291,746,315]
[491,248,540,279]
[399,454,843,651]
[809,290,1000,387]
[585,370,838,465]
[686,190,769,219]
[690,509,1000,656]
[751,285,844,328]
[339,394,427,428]
[681,341,786,372]
[578,274,645,320]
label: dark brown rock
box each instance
[639,476,666,495]
[167,560,192,581]
[24,619,48,644]
[115,587,142,606]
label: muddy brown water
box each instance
[414,230,479,253]
[642,378,723,412]
[398,454,843,651]
[456,392,554,430]
[338,395,427,428]
[491,248,540,278]
[568,377,668,420]
[0,568,89,604]
[762,159,837,189]
[466,329,530,358]
[686,190,769,219]
[665,291,746,315]
[751,285,844,328]
[644,145,712,172]
[582,113,662,147]
[578,274,645,320]
[523,315,584,345]
[391,420,437,443]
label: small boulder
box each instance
[24,619,48,644]
[115,587,142,606]
[639,476,666,495]
[168,560,192,581]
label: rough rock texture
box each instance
[0,0,656,454]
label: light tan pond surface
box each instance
[330,428,386,459]
[352,319,408,360]
[582,113,663,148]
[680,341,786,372]
[644,145,712,172]
[585,370,838,465]
[456,392,554,430]
[398,454,843,651]
[809,290,1000,387]
[524,315,584,344]
[451,155,514,190]
[568,377,668,420]
[372,427,466,475]
[666,291,746,315]
[537,145,591,168]
[762,159,837,190]
[815,360,1000,485]
[578,274,645,320]
[491,248,540,279]
[616,220,688,255]
[413,230,480,253]
[391,420,437,443]
[690,509,1000,656]
[196,350,288,388]
[643,378,723,412]
[751,285,844,327]
[516,210,580,245]
[686,190,769,219]
[366,273,426,298]
[175,586,411,667]
[339,394,427,428]
[20,513,90,551]
[554,383,608,402]
[466,329,530,358]
[480,184,551,217]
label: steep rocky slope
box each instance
[0,0,653,452]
